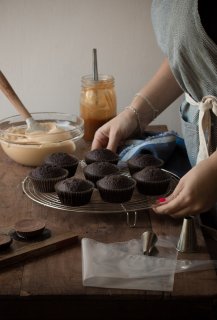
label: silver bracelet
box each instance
[135,93,159,120]
[125,105,142,135]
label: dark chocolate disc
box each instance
[14,219,46,238]
[0,234,13,250]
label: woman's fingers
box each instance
[106,130,121,152]
[153,198,193,218]
[91,109,138,151]
[91,126,110,150]
[153,192,185,215]
[153,189,209,219]
[152,181,192,217]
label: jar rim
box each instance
[81,74,114,83]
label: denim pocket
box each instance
[180,107,199,167]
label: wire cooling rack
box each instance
[22,162,179,215]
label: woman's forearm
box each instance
[128,58,184,130]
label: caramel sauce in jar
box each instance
[80,74,117,141]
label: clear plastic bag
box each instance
[175,259,217,273]
[81,236,216,292]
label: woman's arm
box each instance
[132,57,183,131]
[91,58,183,151]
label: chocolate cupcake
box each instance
[83,161,120,185]
[133,167,171,196]
[29,164,68,193]
[44,152,79,177]
[85,148,119,165]
[96,174,136,203]
[127,154,164,175]
[55,177,94,206]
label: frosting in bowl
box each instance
[1,121,76,166]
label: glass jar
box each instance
[80,74,117,141]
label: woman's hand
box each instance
[91,109,138,152]
[91,58,183,153]
[153,155,217,218]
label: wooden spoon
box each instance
[0,70,45,132]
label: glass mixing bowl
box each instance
[0,112,84,166]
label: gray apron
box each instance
[151,0,217,228]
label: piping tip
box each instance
[176,216,198,253]
[141,230,158,255]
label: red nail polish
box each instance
[158,197,166,203]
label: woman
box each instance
[91,0,217,228]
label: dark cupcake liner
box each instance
[30,169,68,193]
[63,163,79,177]
[97,184,135,203]
[135,179,170,196]
[56,189,94,206]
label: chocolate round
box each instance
[85,149,119,165]
[0,234,13,250]
[44,152,79,177]
[14,219,46,238]
[83,162,120,184]
[134,167,169,181]
[30,164,65,179]
[127,154,164,174]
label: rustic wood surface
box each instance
[0,227,78,269]
[0,125,216,320]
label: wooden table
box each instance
[0,126,216,320]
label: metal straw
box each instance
[93,48,98,81]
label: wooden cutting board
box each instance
[0,225,78,269]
